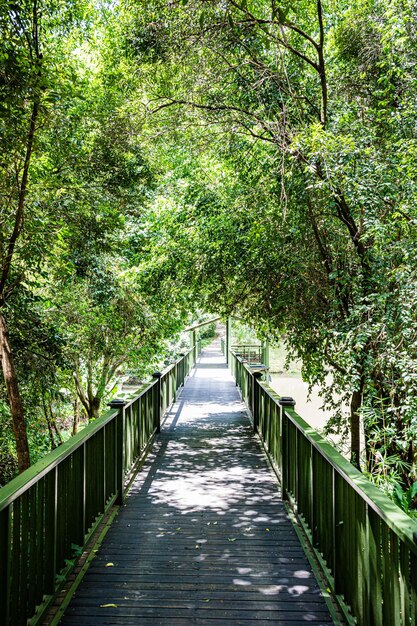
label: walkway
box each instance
[60,345,334,625]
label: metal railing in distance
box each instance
[229,348,417,626]
[0,341,201,626]
[231,343,262,364]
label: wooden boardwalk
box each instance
[60,345,334,625]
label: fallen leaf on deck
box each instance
[100,604,118,608]
[105,563,114,567]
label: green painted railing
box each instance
[231,343,262,364]
[230,348,417,626]
[0,342,201,626]
[221,338,267,365]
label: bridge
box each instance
[1,336,416,626]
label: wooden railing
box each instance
[221,338,267,366]
[230,348,417,626]
[0,342,201,626]
[231,343,262,364]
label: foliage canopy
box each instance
[1,0,417,503]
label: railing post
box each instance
[44,468,58,594]
[108,399,127,505]
[226,317,232,365]
[179,353,185,387]
[279,397,295,502]
[191,330,196,364]
[261,341,270,367]
[252,371,263,433]
[152,372,162,433]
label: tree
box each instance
[125,0,417,486]
[0,0,157,471]
[0,0,54,471]
[48,260,182,420]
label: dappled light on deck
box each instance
[60,344,333,625]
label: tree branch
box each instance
[0,1,41,301]
[227,0,320,71]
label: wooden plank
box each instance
[11,498,21,624]
[80,572,322,584]
[75,589,326,605]
[61,618,328,626]
[0,505,10,626]
[399,541,411,626]
[77,578,322,589]
[62,606,333,621]
[69,595,333,610]
[59,344,334,625]
[368,508,383,626]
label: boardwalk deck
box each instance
[59,344,334,625]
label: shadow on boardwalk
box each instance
[59,345,334,625]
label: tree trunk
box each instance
[0,313,30,472]
[42,393,57,450]
[50,406,63,445]
[72,396,80,435]
[46,416,56,449]
[88,396,101,421]
[350,389,362,470]
[365,432,372,472]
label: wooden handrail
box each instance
[0,341,202,626]
[229,348,417,625]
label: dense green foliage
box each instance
[124,0,417,491]
[0,0,188,483]
[1,0,417,506]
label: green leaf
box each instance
[71,543,83,556]
[393,484,405,510]
[409,482,417,500]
